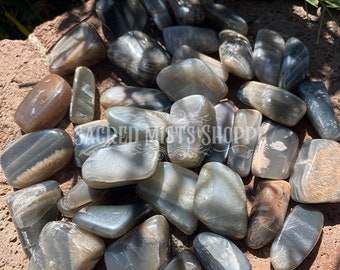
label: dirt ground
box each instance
[0,0,339,269]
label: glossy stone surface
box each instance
[14,74,72,133]
[1,129,73,188]
[104,215,169,270]
[100,85,173,112]
[238,81,307,126]
[168,0,205,25]
[218,29,250,44]
[278,37,309,91]
[246,180,291,249]
[252,120,299,179]
[157,58,228,104]
[6,180,61,257]
[28,221,105,270]
[227,109,262,177]
[253,29,285,86]
[167,95,216,168]
[289,139,340,203]
[164,250,202,270]
[193,232,251,270]
[297,81,340,141]
[270,205,324,270]
[194,162,247,239]
[107,31,170,86]
[141,0,175,30]
[136,162,198,234]
[70,66,95,124]
[163,26,219,55]
[82,140,160,189]
[49,22,106,75]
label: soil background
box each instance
[0,0,339,269]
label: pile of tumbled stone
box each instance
[1,1,340,270]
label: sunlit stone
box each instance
[218,29,250,44]
[164,250,202,270]
[141,0,175,30]
[168,0,205,25]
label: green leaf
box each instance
[4,11,30,37]
[306,0,320,8]
[323,0,340,9]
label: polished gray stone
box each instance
[218,29,250,44]
[168,0,205,25]
[141,0,175,30]
[164,250,202,270]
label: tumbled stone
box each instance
[14,74,72,133]
[6,180,61,257]
[107,31,170,87]
[298,81,340,141]
[289,139,340,203]
[168,0,205,25]
[218,29,250,44]
[104,215,169,270]
[270,205,324,270]
[237,81,307,126]
[164,250,202,270]
[1,129,73,188]
[167,95,216,168]
[193,232,251,270]
[227,109,262,177]
[246,180,291,249]
[141,0,175,30]
[157,59,228,104]
[82,140,160,189]
[252,120,299,179]
[28,221,105,270]
[136,162,198,234]
[194,162,247,239]
[49,22,106,75]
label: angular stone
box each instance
[194,162,248,239]
[252,120,299,179]
[70,66,95,124]
[82,140,160,189]
[227,109,262,177]
[297,81,340,141]
[164,250,202,270]
[167,95,216,168]
[168,0,205,25]
[163,26,219,55]
[1,129,73,188]
[141,0,175,30]
[237,81,307,126]
[28,221,105,270]
[270,205,324,270]
[136,162,198,235]
[104,215,169,270]
[49,22,106,75]
[218,29,250,44]
[107,31,170,87]
[253,29,285,86]
[157,59,228,104]
[14,74,72,133]
[193,232,251,270]
[246,180,291,249]
[289,139,340,203]
[6,180,61,257]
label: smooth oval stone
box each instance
[203,3,248,35]
[167,95,216,168]
[104,215,170,270]
[28,221,105,270]
[14,74,72,133]
[136,162,198,235]
[252,120,299,179]
[278,37,309,91]
[100,85,173,112]
[157,58,228,104]
[82,140,160,189]
[172,45,229,81]
[141,0,175,30]
[107,30,170,86]
[70,66,95,124]
[253,29,285,86]
[297,81,340,141]
[6,180,61,257]
[289,139,340,203]
[238,81,307,126]
[193,232,251,270]
[168,0,205,25]
[1,129,73,188]
[218,29,250,44]
[163,25,219,55]
[49,22,106,75]
[194,162,248,239]
[73,204,152,239]
[270,205,324,270]
[227,109,262,177]
[246,180,291,249]
[164,250,202,270]
[105,106,170,142]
